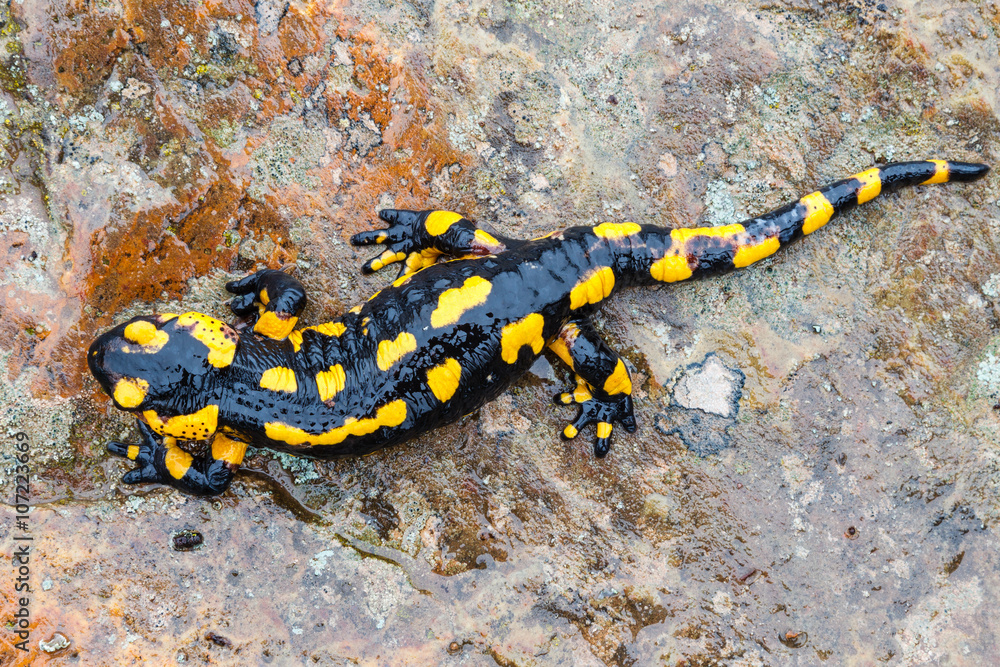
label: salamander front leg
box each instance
[108,421,247,496]
[351,209,511,279]
[226,269,307,340]
[548,320,638,457]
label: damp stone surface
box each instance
[1,0,999,665]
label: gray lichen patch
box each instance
[0,351,75,469]
[656,353,746,457]
[984,272,1000,300]
[702,179,741,227]
[253,447,322,484]
[248,115,328,196]
[972,340,1000,399]
[672,353,745,419]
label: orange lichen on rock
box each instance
[2,2,475,397]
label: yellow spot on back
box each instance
[854,168,882,204]
[265,400,408,446]
[733,237,780,268]
[143,404,219,441]
[801,191,834,234]
[650,254,693,282]
[164,438,193,479]
[123,321,169,351]
[317,364,346,401]
[113,378,149,408]
[570,266,615,309]
[427,358,462,402]
[175,313,238,367]
[922,159,949,185]
[254,311,298,340]
[603,359,632,396]
[211,433,248,466]
[593,222,642,239]
[431,276,493,328]
[501,313,546,364]
[425,210,464,236]
[260,367,298,393]
[377,332,417,371]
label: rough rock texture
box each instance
[1,0,999,664]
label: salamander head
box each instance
[87,312,239,413]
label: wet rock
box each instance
[1,0,999,664]
[656,353,746,456]
[640,493,679,520]
[255,0,290,38]
[39,632,70,654]
[672,353,744,419]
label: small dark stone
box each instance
[607,94,618,105]
[172,530,204,551]
[779,630,808,648]
[206,631,232,648]
[943,550,964,576]
[845,526,858,540]
[836,452,847,466]
[287,58,303,77]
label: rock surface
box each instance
[1,0,999,664]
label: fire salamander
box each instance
[88,159,988,495]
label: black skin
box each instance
[87,160,989,495]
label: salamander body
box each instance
[88,159,988,495]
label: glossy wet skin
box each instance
[88,314,239,420]
[88,232,629,457]
[88,160,989,495]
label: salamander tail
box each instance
[630,159,989,285]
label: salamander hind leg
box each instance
[108,420,247,496]
[351,209,510,278]
[548,320,638,457]
[226,269,307,340]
